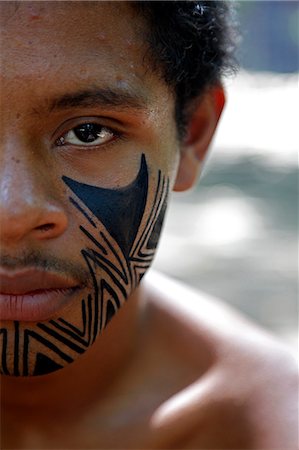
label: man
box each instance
[0,1,297,449]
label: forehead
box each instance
[1,1,142,59]
[1,1,166,106]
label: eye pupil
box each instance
[74,123,102,143]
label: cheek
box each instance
[0,154,169,377]
[64,153,169,290]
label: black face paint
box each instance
[62,154,148,259]
[0,154,169,376]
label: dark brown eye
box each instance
[56,123,115,147]
[74,123,104,143]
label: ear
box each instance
[173,85,225,192]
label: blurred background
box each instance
[153,0,298,351]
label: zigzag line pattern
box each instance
[129,171,169,287]
[0,159,169,376]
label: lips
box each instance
[0,268,81,321]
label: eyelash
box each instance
[55,121,122,149]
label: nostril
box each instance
[35,223,55,232]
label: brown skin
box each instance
[1,2,298,449]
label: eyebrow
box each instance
[47,86,148,112]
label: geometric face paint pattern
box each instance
[62,153,148,259]
[0,154,169,376]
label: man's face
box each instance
[0,2,180,376]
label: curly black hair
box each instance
[132,1,238,137]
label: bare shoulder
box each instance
[142,270,298,449]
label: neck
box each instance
[1,285,144,417]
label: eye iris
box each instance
[74,123,102,143]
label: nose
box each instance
[0,152,68,246]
